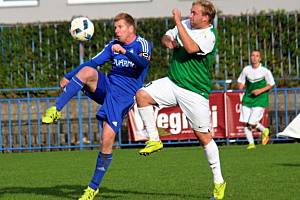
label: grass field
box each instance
[0,143,299,200]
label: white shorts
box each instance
[239,105,265,125]
[141,77,211,132]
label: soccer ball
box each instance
[70,17,94,41]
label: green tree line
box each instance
[0,10,299,91]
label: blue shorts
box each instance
[83,71,134,134]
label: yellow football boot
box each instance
[78,186,99,200]
[212,182,226,200]
[139,141,163,156]
[262,128,270,145]
[42,106,61,124]
[247,143,256,150]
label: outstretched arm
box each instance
[172,8,200,54]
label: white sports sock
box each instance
[256,123,266,132]
[138,106,160,141]
[244,127,254,144]
[204,140,224,184]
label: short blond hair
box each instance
[193,0,216,23]
[114,13,136,31]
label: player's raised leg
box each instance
[42,66,98,124]
[42,76,83,123]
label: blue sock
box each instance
[89,152,112,190]
[55,76,83,111]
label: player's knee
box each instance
[247,123,256,129]
[136,89,151,106]
[194,131,212,146]
[100,137,114,154]
[77,66,98,81]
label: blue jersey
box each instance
[92,35,151,95]
[66,35,152,134]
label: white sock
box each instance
[138,106,160,141]
[244,127,254,144]
[204,140,224,184]
[256,123,266,132]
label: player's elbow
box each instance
[237,83,244,90]
[185,49,195,54]
[185,45,200,54]
[185,47,197,54]
[265,84,274,92]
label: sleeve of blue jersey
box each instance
[124,50,150,69]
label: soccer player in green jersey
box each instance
[237,50,275,149]
[135,1,226,199]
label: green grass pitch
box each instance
[0,143,299,200]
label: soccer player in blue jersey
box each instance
[42,13,152,200]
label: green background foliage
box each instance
[0,11,299,89]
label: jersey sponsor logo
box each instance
[113,59,135,68]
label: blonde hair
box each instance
[114,13,136,31]
[193,0,216,23]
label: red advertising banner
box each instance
[128,91,268,141]
[224,91,267,138]
[210,92,226,138]
[128,104,196,141]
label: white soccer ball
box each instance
[70,17,94,41]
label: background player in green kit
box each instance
[135,1,226,199]
[238,50,275,149]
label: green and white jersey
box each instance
[238,64,275,108]
[165,19,217,99]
